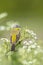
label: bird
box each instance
[10,24,21,51]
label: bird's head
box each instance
[11,24,21,35]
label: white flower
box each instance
[28,61,33,64]
[34,36,37,40]
[23,41,27,44]
[0,26,5,31]
[26,42,29,46]
[23,46,27,49]
[23,41,29,46]
[31,31,36,36]
[22,60,28,65]
[26,29,31,33]
[0,12,8,19]
[1,38,9,42]
[29,40,33,44]
[26,29,36,36]
[31,45,36,49]
[37,46,40,48]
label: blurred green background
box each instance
[0,1,43,65]
[0,0,43,41]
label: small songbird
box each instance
[10,24,21,51]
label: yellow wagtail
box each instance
[10,24,21,51]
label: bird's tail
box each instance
[11,44,15,51]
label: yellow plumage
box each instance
[10,25,21,51]
[11,28,20,44]
[12,33,16,43]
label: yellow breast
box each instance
[12,33,16,43]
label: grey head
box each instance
[13,24,21,28]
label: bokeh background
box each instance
[0,0,43,41]
[0,1,43,65]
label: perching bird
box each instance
[10,24,21,51]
